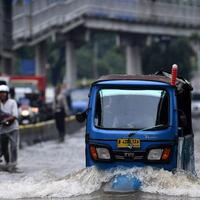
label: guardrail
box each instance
[13,0,200,41]
[19,116,84,147]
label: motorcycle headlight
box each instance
[90,145,111,161]
[21,110,30,117]
[31,107,39,113]
[147,148,171,161]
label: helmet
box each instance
[0,85,9,92]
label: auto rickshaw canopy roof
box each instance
[96,74,171,84]
[94,73,192,90]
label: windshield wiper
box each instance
[139,124,169,131]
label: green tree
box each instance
[142,37,195,79]
[47,42,65,86]
[98,47,125,75]
[76,45,93,79]
[76,33,125,79]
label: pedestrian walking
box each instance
[53,85,69,143]
[0,85,20,172]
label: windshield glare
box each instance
[95,89,169,130]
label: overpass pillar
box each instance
[126,45,142,75]
[118,34,144,75]
[64,40,77,89]
[35,41,46,76]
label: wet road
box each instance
[0,120,200,199]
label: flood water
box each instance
[0,119,200,199]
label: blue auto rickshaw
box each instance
[76,65,195,190]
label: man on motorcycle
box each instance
[0,85,19,172]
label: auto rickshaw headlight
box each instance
[96,147,111,160]
[147,149,163,160]
[147,148,171,161]
[89,145,111,161]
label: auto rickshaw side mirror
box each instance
[178,110,187,128]
[76,110,87,123]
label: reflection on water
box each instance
[71,192,200,200]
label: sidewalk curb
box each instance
[19,116,84,147]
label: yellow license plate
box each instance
[117,139,140,148]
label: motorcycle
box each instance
[18,97,39,125]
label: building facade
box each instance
[0,0,13,74]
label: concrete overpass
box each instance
[12,0,200,87]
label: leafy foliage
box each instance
[47,42,65,86]
[142,37,195,79]
[76,33,125,79]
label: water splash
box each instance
[1,166,200,198]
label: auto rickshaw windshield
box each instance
[95,89,169,130]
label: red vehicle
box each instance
[9,75,46,102]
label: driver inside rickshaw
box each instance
[95,89,169,130]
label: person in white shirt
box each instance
[0,85,19,172]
